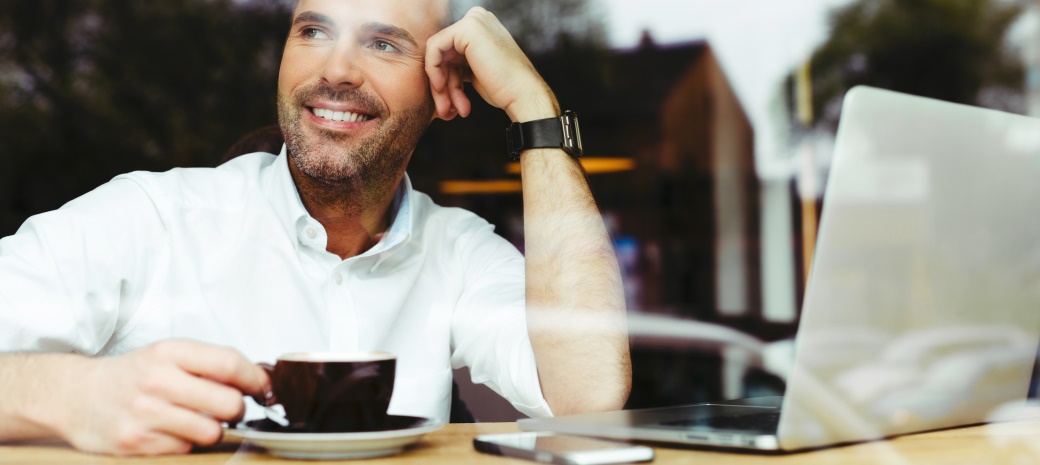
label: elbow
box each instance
[547,370,632,416]
[550,391,629,416]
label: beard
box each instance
[277,82,434,198]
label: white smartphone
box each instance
[473,432,655,465]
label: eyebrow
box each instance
[292,12,418,48]
[292,11,334,27]
[361,21,418,47]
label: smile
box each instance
[310,107,373,123]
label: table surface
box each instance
[5,419,1040,464]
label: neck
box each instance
[288,162,402,260]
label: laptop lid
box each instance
[777,86,1040,450]
[519,87,1040,451]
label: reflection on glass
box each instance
[779,88,1040,449]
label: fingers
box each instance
[148,401,225,447]
[424,23,464,92]
[150,340,269,399]
[141,367,248,421]
[63,341,264,456]
[447,66,471,118]
[429,81,456,120]
[119,395,223,450]
[429,66,469,120]
[110,429,194,457]
[80,395,198,456]
[428,66,470,120]
[426,26,468,119]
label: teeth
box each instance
[312,107,370,123]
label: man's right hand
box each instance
[4,340,269,456]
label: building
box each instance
[415,37,781,415]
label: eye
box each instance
[302,27,331,40]
[370,40,399,53]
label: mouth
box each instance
[308,106,375,123]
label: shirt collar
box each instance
[372,173,414,256]
[259,145,414,257]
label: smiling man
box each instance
[0,0,630,456]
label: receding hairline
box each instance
[288,0,460,30]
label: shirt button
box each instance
[306,227,318,239]
[334,273,343,285]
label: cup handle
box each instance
[255,362,277,407]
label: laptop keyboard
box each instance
[659,410,781,433]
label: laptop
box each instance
[519,86,1040,451]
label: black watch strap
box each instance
[506,111,583,160]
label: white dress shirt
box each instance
[0,149,552,422]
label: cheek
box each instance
[278,48,325,95]
[379,67,434,109]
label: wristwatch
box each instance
[506,111,583,160]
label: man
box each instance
[0,0,630,456]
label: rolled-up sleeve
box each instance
[448,219,553,418]
[0,176,166,355]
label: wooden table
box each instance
[5,420,1040,464]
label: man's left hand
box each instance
[425,7,560,123]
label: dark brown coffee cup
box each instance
[260,352,396,433]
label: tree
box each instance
[0,0,293,236]
[798,0,1026,131]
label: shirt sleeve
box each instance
[448,218,554,418]
[0,176,166,355]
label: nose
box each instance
[320,41,364,89]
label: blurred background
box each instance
[2,0,1038,420]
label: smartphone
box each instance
[473,432,655,465]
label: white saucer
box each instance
[225,417,443,460]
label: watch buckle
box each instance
[506,123,524,160]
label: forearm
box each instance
[521,147,632,415]
[424,7,631,414]
[0,353,89,442]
